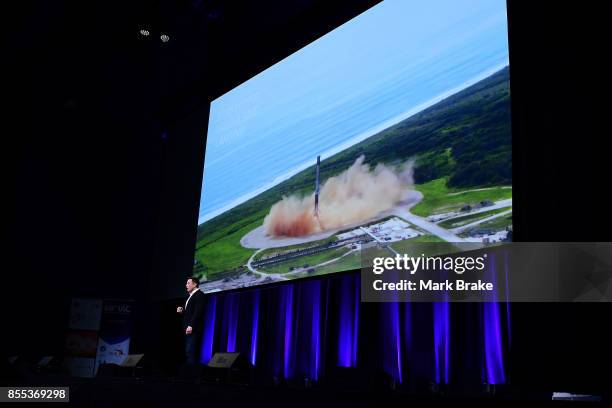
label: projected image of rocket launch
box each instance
[193,0,512,293]
[261,155,416,238]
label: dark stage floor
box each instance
[5,371,606,407]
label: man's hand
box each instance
[176,306,183,314]
[185,326,193,335]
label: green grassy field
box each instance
[293,250,362,278]
[411,177,512,217]
[437,206,511,229]
[459,212,513,237]
[390,234,447,253]
[193,209,268,280]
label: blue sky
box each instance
[198,0,509,224]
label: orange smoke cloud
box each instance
[263,155,414,237]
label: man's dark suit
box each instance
[183,289,205,364]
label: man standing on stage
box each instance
[176,277,205,365]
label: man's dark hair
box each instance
[187,277,199,287]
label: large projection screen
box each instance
[194,0,512,293]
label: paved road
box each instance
[451,209,512,233]
[390,193,511,243]
[246,249,264,274]
[393,206,468,242]
[390,190,468,242]
[246,249,289,281]
[440,198,512,221]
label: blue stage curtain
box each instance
[197,271,510,385]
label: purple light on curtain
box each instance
[199,296,217,364]
[504,250,511,344]
[337,275,359,367]
[403,302,412,371]
[483,302,506,384]
[483,253,506,384]
[392,302,403,383]
[223,294,240,352]
[309,281,322,380]
[283,285,295,379]
[433,302,450,384]
[381,300,403,383]
[380,268,402,383]
[250,291,260,365]
[322,279,331,374]
[352,276,359,366]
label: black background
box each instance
[4,0,612,391]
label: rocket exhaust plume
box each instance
[263,155,415,237]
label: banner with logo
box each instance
[64,298,103,377]
[95,300,134,373]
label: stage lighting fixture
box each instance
[160,34,170,43]
[139,29,150,37]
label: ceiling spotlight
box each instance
[139,29,150,37]
[160,34,170,43]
